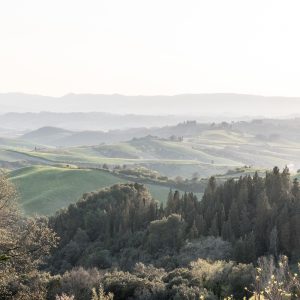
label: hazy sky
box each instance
[0,0,300,97]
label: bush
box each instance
[47,267,102,300]
[177,237,233,266]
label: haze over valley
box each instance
[0,104,300,216]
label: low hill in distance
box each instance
[18,121,210,147]
[21,126,73,145]
[19,118,300,147]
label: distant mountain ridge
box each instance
[0,111,193,132]
[1,92,300,122]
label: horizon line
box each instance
[2,92,300,99]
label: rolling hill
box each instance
[18,117,300,148]
[6,125,300,216]
[21,126,73,145]
[9,166,122,215]
[12,124,300,178]
[9,165,188,216]
[18,121,209,147]
[3,118,300,217]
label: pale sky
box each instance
[0,0,300,97]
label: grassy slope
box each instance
[15,131,245,177]
[10,166,122,215]
[9,165,189,216]
[0,149,26,162]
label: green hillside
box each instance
[5,128,300,180]
[9,165,187,216]
[10,166,122,215]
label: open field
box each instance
[10,166,122,215]
[9,165,200,216]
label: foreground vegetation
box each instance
[1,167,300,299]
[0,175,57,299]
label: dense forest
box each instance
[1,168,300,299]
[49,167,300,271]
